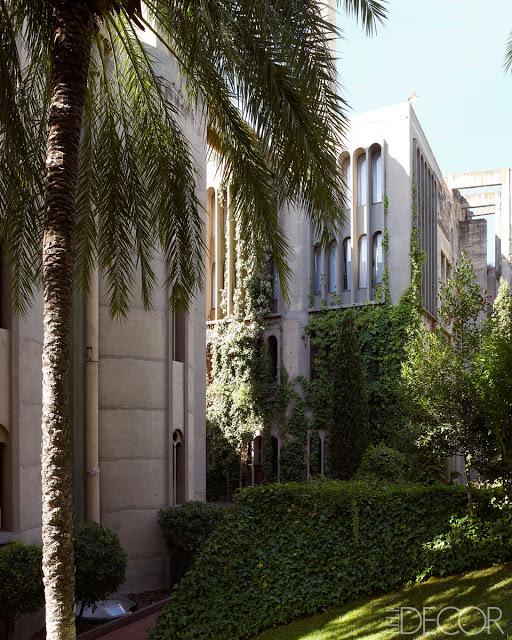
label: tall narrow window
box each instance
[0,247,5,330]
[358,235,368,288]
[357,154,367,206]
[211,262,217,311]
[371,148,383,204]
[173,312,186,363]
[0,439,5,529]
[342,157,351,209]
[222,198,228,290]
[271,436,279,481]
[373,232,384,285]
[313,245,323,295]
[270,261,279,313]
[327,241,337,294]
[253,435,263,485]
[343,237,352,291]
[173,430,185,505]
[268,335,278,382]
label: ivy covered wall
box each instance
[206,187,427,498]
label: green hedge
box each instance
[150,481,500,640]
[158,502,227,585]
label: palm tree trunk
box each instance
[42,3,93,639]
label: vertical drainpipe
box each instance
[85,265,100,522]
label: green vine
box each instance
[206,216,280,499]
[207,184,425,496]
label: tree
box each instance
[475,279,512,483]
[401,254,488,508]
[0,2,387,638]
[327,310,371,479]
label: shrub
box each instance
[74,521,127,617]
[157,502,227,585]
[326,310,371,479]
[420,510,512,580]
[357,444,406,482]
[0,542,43,638]
[150,481,501,640]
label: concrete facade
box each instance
[0,35,206,596]
[206,101,512,474]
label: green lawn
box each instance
[255,565,512,639]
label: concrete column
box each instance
[85,266,100,522]
[365,146,371,302]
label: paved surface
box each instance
[97,612,159,640]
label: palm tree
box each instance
[0,1,386,638]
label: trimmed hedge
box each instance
[157,502,227,585]
[420,513,512,580]
[357,444,406,482]
[0,542,44,637]
[75,521,127,616]
[150,481,500,640]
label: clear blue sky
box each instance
[337,0,512,174]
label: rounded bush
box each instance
[0,542,44,620]
[357,444,406,482]
[74,521,127,611]
[158,501,226,584]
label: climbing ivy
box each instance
[306,186,424,453]
[206,217,282,499]
[207,184,426,494]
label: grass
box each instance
[255,565,512,639]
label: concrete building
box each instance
[0,33,206,602]
[445,168,512,302]
[206,100,512,474]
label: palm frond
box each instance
[0,0,49,313]
[78,15,203,315]
[505,30,512,72]
[339,0,388,35]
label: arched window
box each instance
[173,430,185,504]
[343,237,352,291]
[373,232,384,285]
[342,157,351,209]
[327,241,337,294]
[268,335,278,382]
[358,235,368,288]
[371,148,383,204]
[357,154,367,206]
[211,262,217,311]
[313,244,323,295]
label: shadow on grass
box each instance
[255,564,512,640]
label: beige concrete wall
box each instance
[98,260,169,591]
[17,291,44,543]
[0,329,10,432]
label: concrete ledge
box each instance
[77,597,171,640]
